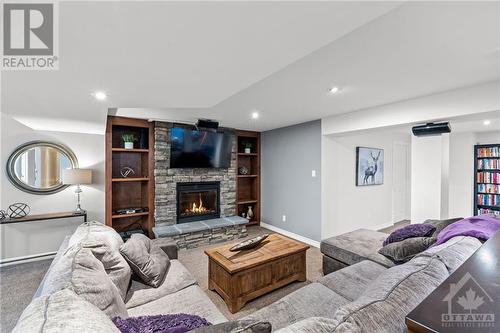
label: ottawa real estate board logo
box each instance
[2,1,59,70]
[441,272,495,330]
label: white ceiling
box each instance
[2,1,500,134]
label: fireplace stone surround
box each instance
[154,121,237,227]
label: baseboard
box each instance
[0,252,57,267]
[260,222,320,248]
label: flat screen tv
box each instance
[170,127,232,168]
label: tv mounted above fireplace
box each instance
[170,127,232,168]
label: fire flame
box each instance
[186,194,208,214]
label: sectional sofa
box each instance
[13,221,482,333]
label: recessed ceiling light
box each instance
[329,87,339,94]
[251,112,259,119]
[93,91,107,101]
[483,120,491,126]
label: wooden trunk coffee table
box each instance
[205,233,309,313]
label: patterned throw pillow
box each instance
[383,224,435,246]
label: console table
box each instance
[0,211,87,224]
[406,231,500,333]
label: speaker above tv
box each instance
[170,127,232,168]
[412,122,451,137]
[196,119,219,131]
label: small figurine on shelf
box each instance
[246,206,254,221]
[244,143,252,154]
[122,134,137,149]
[241,212,246,218]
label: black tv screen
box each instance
[170,127,232,168]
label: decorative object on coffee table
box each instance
[120,166,135,178]
[0,210,6,220]
[246,206,254,220]
[8,203,30,218]
[205,234,309,313]
[238,166,249,175]
[229,234,269,252]
[356,147,384,186]
[122,134,137,149]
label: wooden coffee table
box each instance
[205,233,309,313]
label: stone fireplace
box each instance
[176,181,220,223]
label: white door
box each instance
[392,142,410,223]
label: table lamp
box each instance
[63,169,92,213]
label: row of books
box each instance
[478,183,500,194]
[478,208,500,216]
[477,147,500,158]
[477,172,500,184]
[477,194,499,207]
[477,158,500,170]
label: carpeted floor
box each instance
[0,226,322,332]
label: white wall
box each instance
[322,128,411,238]
[476,131,500,145]
[410,135,447,223]
[0,113,105,260]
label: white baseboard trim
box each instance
[0,252,57,267]
[260,222,320,248]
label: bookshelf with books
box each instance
[474,144,500,216]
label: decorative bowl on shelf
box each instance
[229,234,269,252]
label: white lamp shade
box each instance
[62,169,92,185]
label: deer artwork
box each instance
[363,151,381,185]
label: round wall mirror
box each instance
[6,141,79,195]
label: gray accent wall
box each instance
[261,120,321,241]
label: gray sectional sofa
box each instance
[13,221,483,333]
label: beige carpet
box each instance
[178,226,323,320]
[0,226,323,332]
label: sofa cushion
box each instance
[243,283,349,331]
[192,320,272,333]
[330,255,449,333]
[424,217,463,237]
[378,236,436,264]
[274,317,337,333]
[120,234,170,288]
[125,259,197,309]
[320,229,393,267]
[418,235,481,273]
[318,260,386,301]
[70,247,128,319]
[128,285,226,324]
[69,221,131,300]
[383,223,435,246]
[13,288,120,333]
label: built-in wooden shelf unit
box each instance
[105,116,154,237]
[236,130,261,226]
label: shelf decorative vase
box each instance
[244,147,251,154]
[246,206,254,220]
[124,142,134,149]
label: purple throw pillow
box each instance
[383,224,435,246]
[113,314,211,333]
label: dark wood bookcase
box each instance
[473,143,500,216]
[236,130,261,226]
[105,116,154,237]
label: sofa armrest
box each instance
[152,238,178,259]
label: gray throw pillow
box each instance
[191,320,272,333]
[70,247,129,319]
[424,217,462,237]
[378,237,436,264]
[120,234,170,288]
[13,289,120,333]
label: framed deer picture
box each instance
[356,147,384,186]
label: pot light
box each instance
[483,120,491,126]
[251,112,259,119]
[329,87,339,94]
[93,91,107,101]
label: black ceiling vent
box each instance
[412,122,451,137]
[196,119,219,131]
